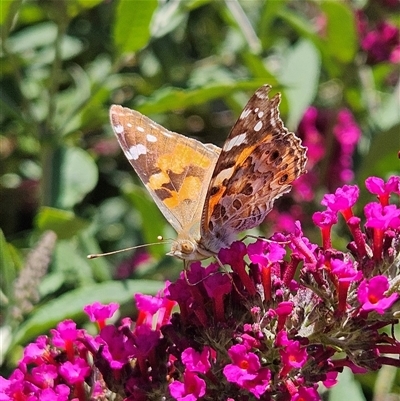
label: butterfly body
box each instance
[110,85,307,261]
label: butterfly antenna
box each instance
[87,238,170,259]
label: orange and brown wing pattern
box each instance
[201,85,307,252]
[110,105,220,233]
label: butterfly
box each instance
[110,85,307,263]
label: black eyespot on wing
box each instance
[279,174,288,184]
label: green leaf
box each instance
[0,230,17,314]
[150,0,188,39]
[135,80,272,115]
[35,207,89,239]
[6,21,57,53]
[113,0,158,54]
[328,367,366,401]
[10,279,164,348]
[78,230,112,282]
[51,240,96,286]
[241,52,278,83]
[124,185,168,258]
[320,1,357,64]
[279,39,320,129]
[39,272,66,298]
[259,0,288,48]
[74,0,104,9]
[372,89,400,131]
[277,8,324,52]
[54,146,98,209]
[0,0,14,26]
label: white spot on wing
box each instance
[258,111,264,118]
[147,134,157,143]
[240,108,251,120]
[127,144,147,160]
[127,123,132,128]
[214,166,235,186]
[256,88,266,99]
[224,133,247,151]
[254,121,263,132]
[114,124,124,134]
[137,126,145,132]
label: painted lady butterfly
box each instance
[110,85,307,262]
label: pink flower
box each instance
[21,336,49,365]
[58,358,90,384]
[84,302,119,330]
[366,176,400,207]
[321,185,359,214]
[297,107,360,191]
[203,263,232,321]
[297,107,325,166]
[98,325,136,369]
[241,367,271,399]
[323,371,338,388]
[248,240,286,266]
[223,344,271,398]
[312,210,338,229]
[333,109,361,149]
[169,371,206,401]
[312,210,338,249]
[220,241,257,295]
[276,331,307,376]
[330,259,362,283]
[290,386,320,401]
[51,320,80,347]
[223,344,261,385]
[31,364,57,388]
[181,347,212,374]
[135,293,164,315]
[84,302,119,322]
[50,320,83,361]
[365,176,400,197]
[331,258,363,313]
[275,302,294,331]
[135,290,176,328]
[361,21,400,64]
[364,203,400,230]
[357,276,399,314]
[132,324,160,357]
[40,384,70,401]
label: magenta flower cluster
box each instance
[1,176,399,401]
[264,107,362,235]
[297,107,361,196]
[357,8,400,65]
[360,20,400,64]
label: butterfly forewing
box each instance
[201,85,307,251]
[110,105,220,233]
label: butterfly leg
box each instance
[240,234,290,246]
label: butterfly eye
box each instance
[181,241,194,254]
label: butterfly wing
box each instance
[110,105,221,233]
[201,85,307,252]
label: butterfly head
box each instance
[168,239,214,261]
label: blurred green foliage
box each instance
[0,0,399,396]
